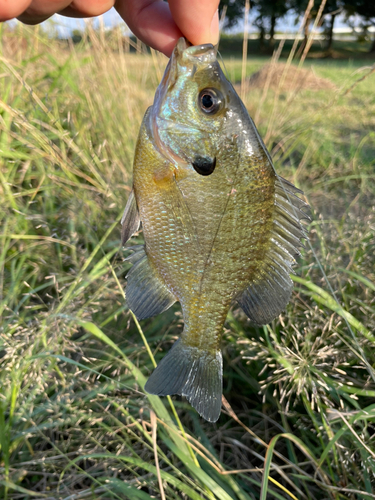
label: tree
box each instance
[321,1,344,51]
[252,0,289,46]
[219,0,247,29]
[343,0,375,52]
[324,11,337,50]
[219,0,289,46]
[289,0,343,54]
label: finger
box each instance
[0,0,32,21]
[168,0,219,46]
[59,0,115,18]
[17,0,115,24]
[17,0,72,24]
[115,0,182,57]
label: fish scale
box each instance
[121,38,310,422]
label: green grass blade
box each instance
[260,433,330,500]
[292,275,374,341]
[0,480,47,497]
[76,319,191,455]
[106,480,154,499]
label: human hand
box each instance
[0,0,220,57]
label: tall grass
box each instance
[0,21,374,499]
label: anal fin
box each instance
[145,339,222,423]
[126,247,176,320]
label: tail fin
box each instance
[144,339,222,423]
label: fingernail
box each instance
[210,10,219,46]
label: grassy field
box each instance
[0,22,375,500]
[218,33,375,59]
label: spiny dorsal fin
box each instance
[145,339,222,423]
[236,176,310,325]
[126,246,176,320]
[121,190,140,246]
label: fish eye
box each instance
[198,88,223,115]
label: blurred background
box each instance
[5,0,375,56]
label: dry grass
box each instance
[247,62,337,91]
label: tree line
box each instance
[220,0,375,52]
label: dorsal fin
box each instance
[236,176,309,325]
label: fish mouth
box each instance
[176,37,217,64]
[156,38,217,104]
[174,37,189,54]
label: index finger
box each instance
[115,0,219,57]
[168,0,219,47]
[115,0,182,57]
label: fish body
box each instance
[122,38,309,422]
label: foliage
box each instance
[343,0,375,25]
[219,0,247,29]
[220,0,375,52]
[252,0,289,43]
[0,22,375,500]
[343,0,375,51]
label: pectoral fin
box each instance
[121,190,140,245]
[126,246,176,320]
[237,176,310,325]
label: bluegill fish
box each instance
[121,38,309,422]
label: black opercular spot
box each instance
[192,156,216,176]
